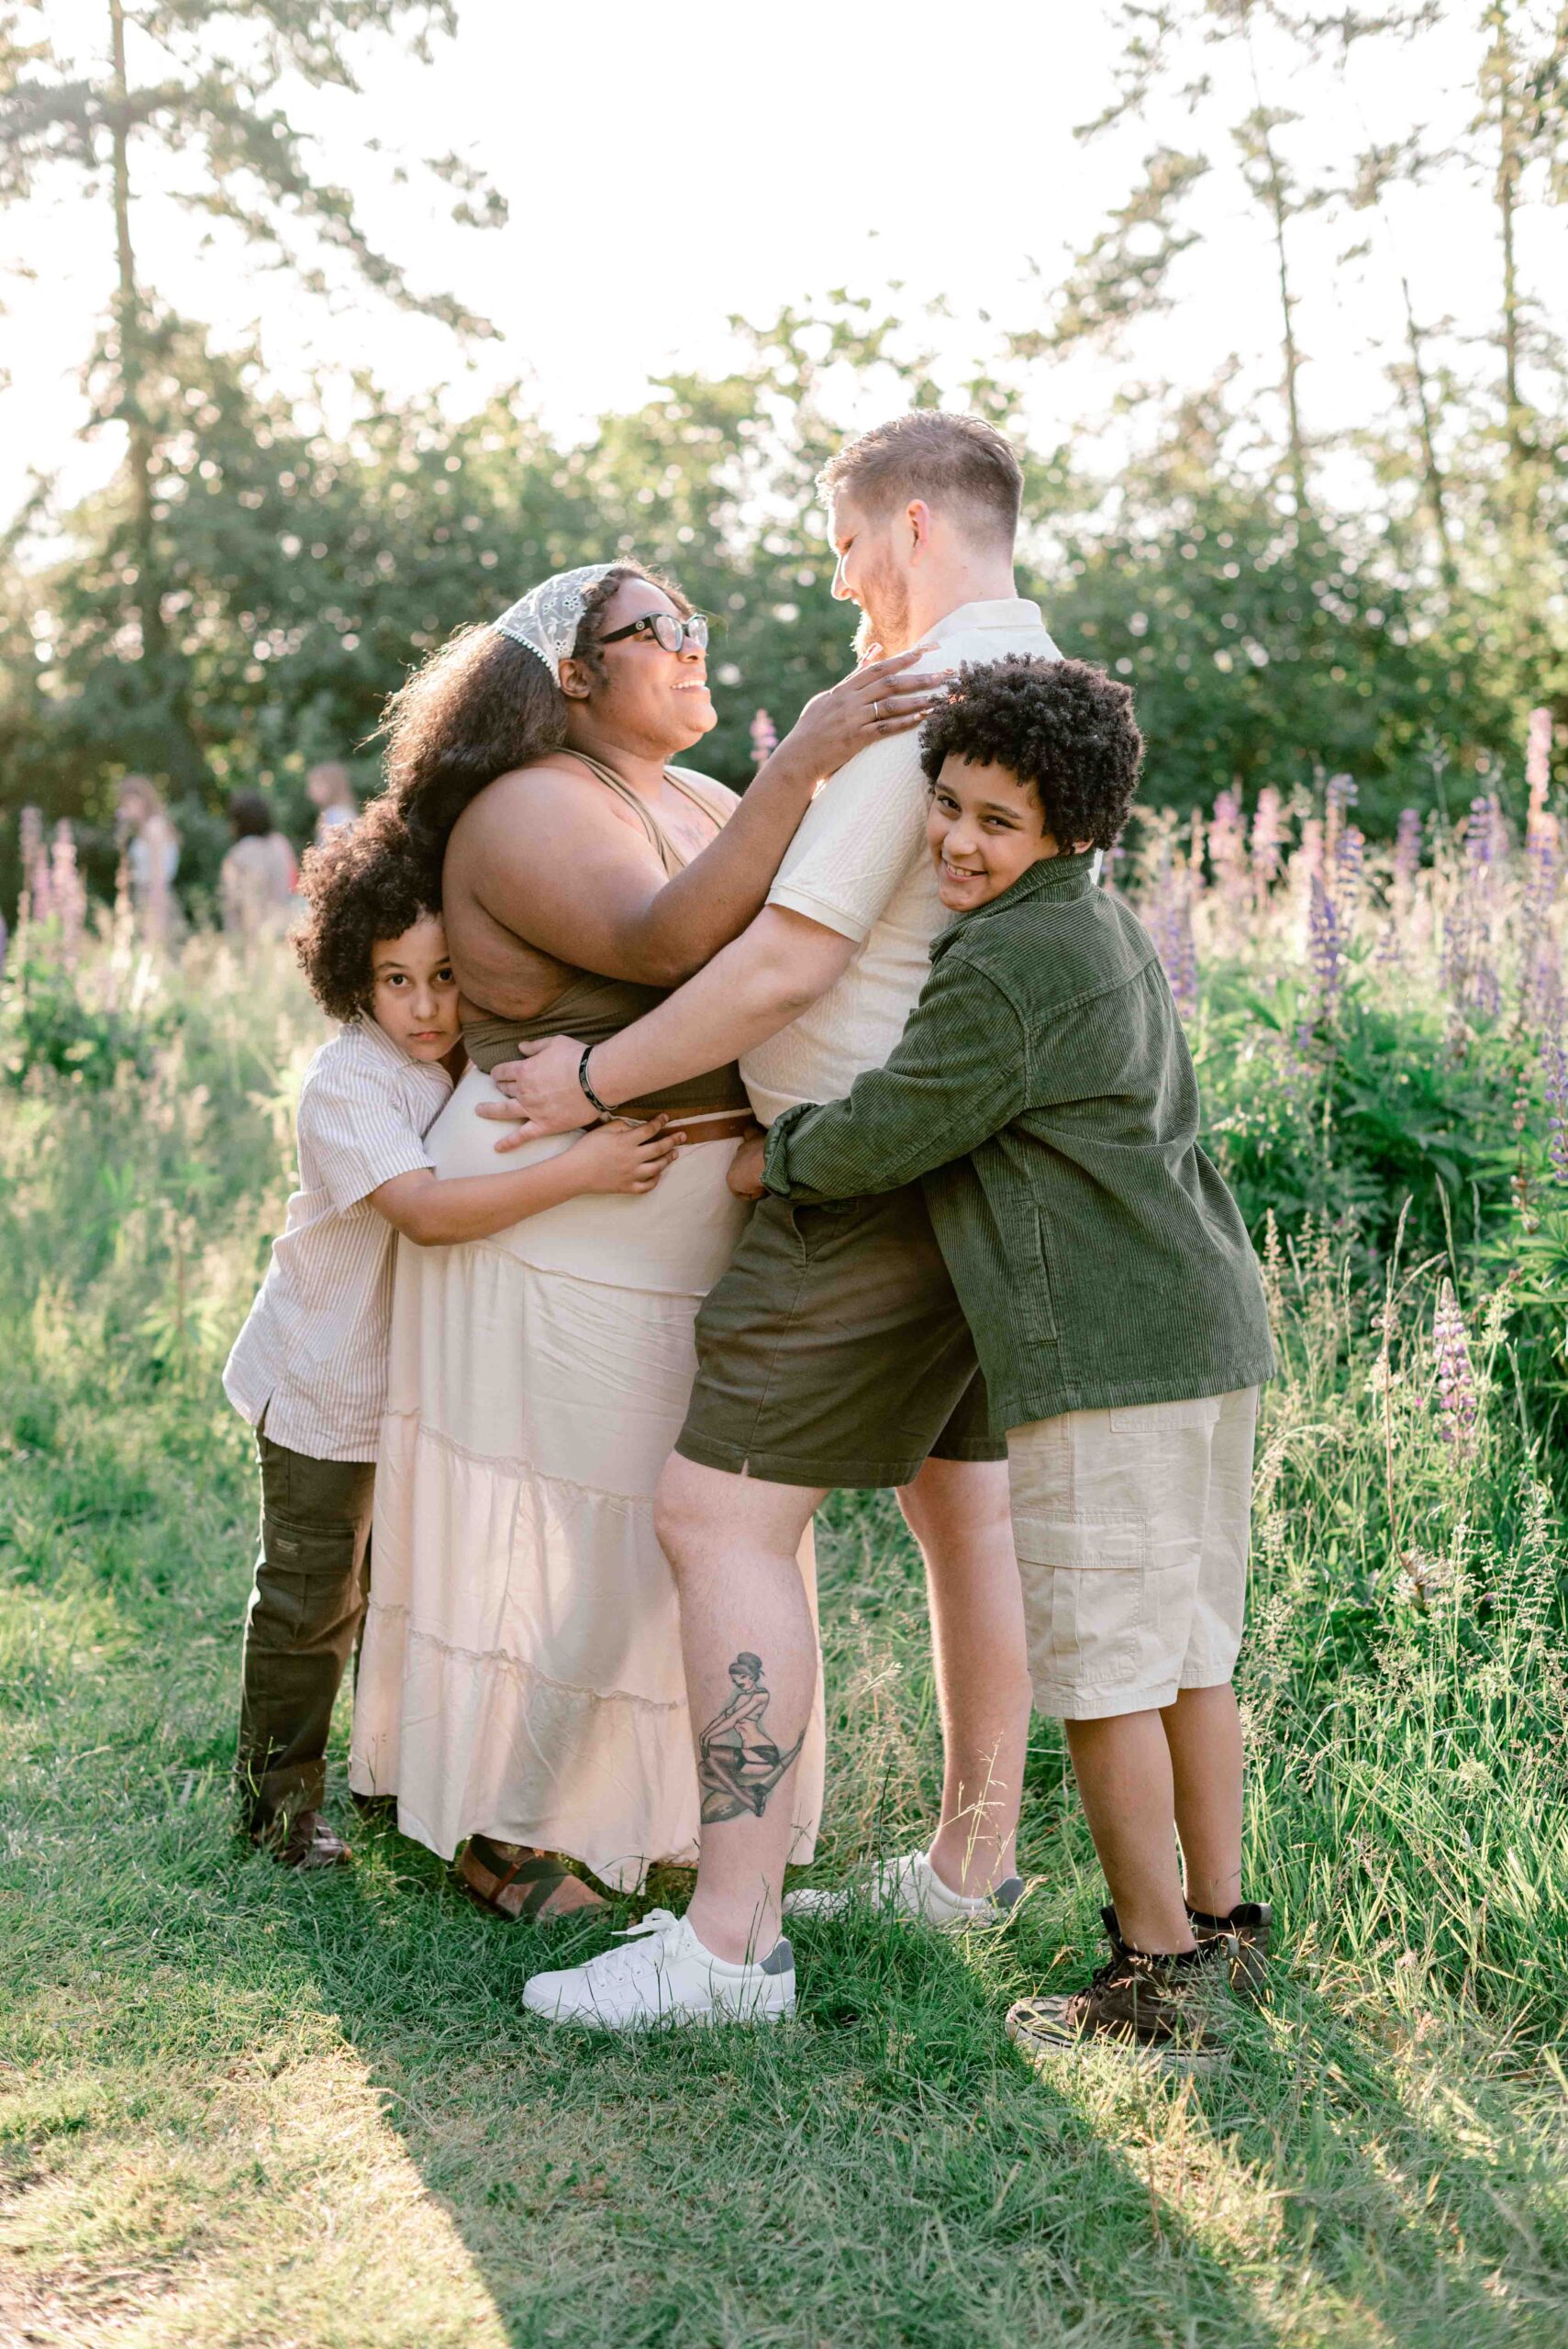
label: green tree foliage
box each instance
[0,0,501,801]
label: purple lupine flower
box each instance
[1250,785,1285,896]
[1307,871,1347,1029]
[1148,836,1199,1019]
[1432,1277,1478,1451]
[750,708,778,768]
[1543,1026,1568,1186]
[1393,807,1422,891]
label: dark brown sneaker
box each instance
[251,1809,352,1870]
[1006,1909,1237,2075]
[1187,1899,1273,1998]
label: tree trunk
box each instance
[107,0,163,674]
[1487,2,1531,485]
[106,0,201,789]
[1252,105,1309,518]
[1399,275,1457,589]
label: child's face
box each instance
[927,756,1064,913]
[369,915,461,1061]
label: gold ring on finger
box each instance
[872,700,882,721]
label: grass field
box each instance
[3,795,1567,2347]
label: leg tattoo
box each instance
[697,1652,806,1825]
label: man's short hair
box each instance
[818,413,1023,545]
[919,657,1143,852]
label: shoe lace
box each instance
[579,1908,683,1987]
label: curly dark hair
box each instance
[918,656,1143,851]
[293,797,440,1022]
[380,562,692,879]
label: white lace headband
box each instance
[491,562,617,684]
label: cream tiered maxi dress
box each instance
[349,766,825,1891]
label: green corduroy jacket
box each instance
[762,847,1275,1432]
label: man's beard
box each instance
[852,561,911,660]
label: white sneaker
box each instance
[784,1851,1028,1926]
[784,1850,1025,1932]
[519,1909,795,2032]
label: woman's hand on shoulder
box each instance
[766,645,954,788]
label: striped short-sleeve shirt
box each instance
[223,1017,453,1461]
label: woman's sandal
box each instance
[456,1834,607,1921]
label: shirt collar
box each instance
[928,597,1045,644]
[932,847,1101,954]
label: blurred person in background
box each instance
[220,791,298,937]
[308,762,359,844]
[116,774,180,943]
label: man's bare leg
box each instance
[1161,1682,1244,1920]
[896,1454,1031,1897]
[654,1454,824,1966]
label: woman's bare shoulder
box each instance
[456,757,644,840]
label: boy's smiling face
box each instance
[369,913,461,1061]
[927,755,1067,912]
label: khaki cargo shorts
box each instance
[1006,1387,1259,1720]
[674,1184,1003,1489]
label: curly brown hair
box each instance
[918,656,1143,851]
[380,562,692,877]
[293,798,440,1022]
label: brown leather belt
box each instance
[612,1108,756,1148]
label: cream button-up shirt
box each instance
[224,1017,452,1461]
[741,598,1060,1127]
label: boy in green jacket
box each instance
[730,655,1275,2070]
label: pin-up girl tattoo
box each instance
[696,1652,806,1825]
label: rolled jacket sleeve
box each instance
[762,952,1028,1203]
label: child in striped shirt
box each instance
[224,803,680,1868]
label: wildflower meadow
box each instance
[1,740,1566,2347]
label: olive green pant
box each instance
[236,1431,375,1832]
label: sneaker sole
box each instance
[783,1892,1011,1932]
[520,1983,796,2032]
[1006,2013,1229,2076]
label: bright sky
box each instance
[2,0,1561,539]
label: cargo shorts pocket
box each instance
[1014,1519,1149,1692]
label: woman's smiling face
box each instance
[562,574,715,756]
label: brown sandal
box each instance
[456,1835,606,1921]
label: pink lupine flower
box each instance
[50,821,86,961]
[1432,1278,1478,1451]
[750,709,778,768]
[1208,787,1248,913]
[1250,786,1286,896]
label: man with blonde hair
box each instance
[494,414,1062,2030]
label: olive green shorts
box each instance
[674,1183,1004,1490]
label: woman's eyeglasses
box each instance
[598,611,709,655]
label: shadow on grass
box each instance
[4,1438,1564,2346]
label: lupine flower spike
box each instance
[1432,1278,1479,1453]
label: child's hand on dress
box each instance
[727,1133,768,1199]
[567,1116,684,1195]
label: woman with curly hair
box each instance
[223,804,682,1868]
[348,561,944,1918]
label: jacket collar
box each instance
[931,847,1101,957]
